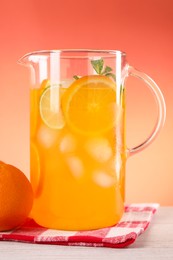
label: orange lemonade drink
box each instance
[30,75,125,230]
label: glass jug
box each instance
[19,50,166,230]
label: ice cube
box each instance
[67,156,84,178]
[37,125,58,148]
[85,138,112,162]
[60,134,76,153]
[93,171,115,187]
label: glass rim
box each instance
[18,49,126,63]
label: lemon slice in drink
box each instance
[62,75,120,135]
[39,86,65,129]
[30,79,50,137]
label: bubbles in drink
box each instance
[60,134,76,153]
[85,138,112,162]
[37,125,58,148]
[67,156,84,179]
[93,171,115,187]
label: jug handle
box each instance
[126,66,166,156]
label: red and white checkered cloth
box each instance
[0,203,159,248]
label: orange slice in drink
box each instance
[62,75,120,135]
[40,79,50,90]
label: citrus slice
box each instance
[40,79,50,92]
[62,75,120,135]
[30,79,50,137]
[39,86,65,129]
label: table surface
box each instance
[0,207,173,260]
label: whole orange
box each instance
[0,161,33,231]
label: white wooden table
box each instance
[0,207,173,260]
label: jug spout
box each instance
[18,51,62,88]
[18,51,46,66]
[18,50,62,66]
[18,52,33,66]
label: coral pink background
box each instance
[0,0,172,205]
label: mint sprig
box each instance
[91,59,104,74]
[102,66,112,74]
[73,58,116,81]
[104,72,116,81]
[91,58,116,81]
[73,75,80,80]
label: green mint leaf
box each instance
[91,59,104,74]
[105,73,116,81]
[102,66,112,74]
[73,75,80,80]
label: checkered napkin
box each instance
[0,203,159,248]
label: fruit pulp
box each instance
[30,76,126,230]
